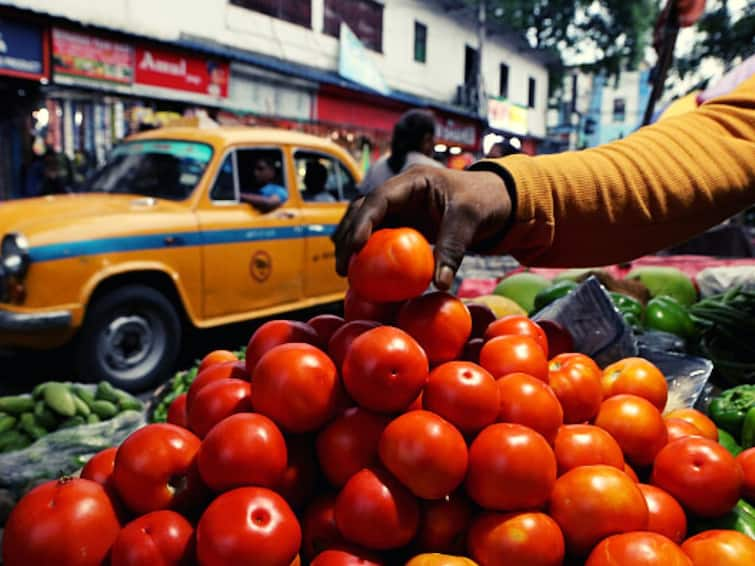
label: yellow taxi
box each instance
[0,127,360,390]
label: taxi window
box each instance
[236,148,288,203]
[210,153,236,201]
[293,151,348,203]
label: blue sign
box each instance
[0,19,45,79]
[338,22,390,95]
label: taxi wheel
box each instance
[76,285,181,392]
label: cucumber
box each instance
[86,413,101,425]
[19,413,47,441]
[0,396,35,415]
[117,397,143,412]
[72,386,96,407]
[0,430,32,453]
[91,400,118,419]
[32,381,54,400]
[59,416,86,429]
[95,381,120,403]
[43,383,77,417]
[0,414,17,433]
[72,395,91,417]
[34,401,58,430]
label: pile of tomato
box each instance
[4,227,755,566]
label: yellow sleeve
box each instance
[486,74,755,267]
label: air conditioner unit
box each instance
[455,84,479,111]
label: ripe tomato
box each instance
[497,373,563,444]
[328,319,381,370]
[311,549,384,566]
[197,487,301,566]
[664,408,718,441]
[342,326,429,413]
[466,423,556,511]
[624,462,640,482]
[681,529,755,566]
[113,423,204,515]
[468,511,565,566]
[253,343,339,432]
[416,494,472,554]
[547,353,603,423]
[406,554,478,566]
[187,378,252,438]
[664,417,704,444]
[379,410,468,499]
[553,424,624,476]
[461,338,484,364]
[601,357,668,412]
[110,510,194,566]
[275,435,318,511]
[308,314,346,348]
[736,447,755,502]
[335,467,420,550]
[344,288,401,323]
[479,334,548,381]
[198,349,238,375]
[537,320,574,357]
[638,484,687,544]
[301,495,346,559]
[167,392,188,428]
[594,394,668,467]
[549,465,648,556]
[651,436,742,517]
[347,227,434,303]
[245,319,319,375]
[316,407,390,488]
[186,361,248,413]
[2,478,120,566]
[467,302,496,339]
[422,361,499,434]
[398,292,472,364]
[484,315,548,357]
[586,532,692,566]
[81,446,118,494]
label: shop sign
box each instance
[52,28,133,84]
[135,47,229,98]
[338,22,389,95]
[0,19,47,80]
[435,117,479,149]
[487,97,528,136]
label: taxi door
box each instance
[195,146,305,321]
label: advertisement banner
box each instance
[487,97,528,136]
[135,47,229,98]
[0,19,47,80]
[52,28,133,84]
[435,117,480,150]
[338,23,389,95]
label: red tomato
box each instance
[664,417,704,444]
[467,302,496,339]
[301,495,346,560]
[406,554,477,566]
[416,494,472,554]
[253,343,339,433]
[586,532,692,566]
[328,320,381,370]
[113,423,204,515]
[198,349,238,375]
[594,394,668,467]
[602,357,668,412]
[408,392,424,411]
[624,462,640,482]
[398,292,472,364]
[681,529,755,566]
[186,361,248,412]
[460,338,484,364]
[484,315,548,357]
[379,410,468,499]
[245,319,319,375]
[553,424,624,476]
[497,373,563,444]
[344,288,401,323]
[468,511,565,566]
[2,478,120,566]
[480,334,549,381]
[638,484,687,544]
[342,326,429,413]
[110,510,194,566]
[275,435,319,511]
[422,361,499,434]
[308,314,346,348]
[537,320,574,357]
[651,436,742,517]
[466,423,556,511]
[167,393,189,428]
[316,407,390,488]
[736,447,755,502]
[548,465,648,556]
[548,353,603,424]
[664,408,718,441]
[335,467,420,550]
[81,446,118,494]
[311,549,384,566]
[347,227,434,303]
[197,487,301,566]
[187,378,252,438]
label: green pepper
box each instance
[742,405,755,449]
[717,428,742,456]
[708,384,755,437]
[643,295,696,337]
[610,292,644,318]
[533,280,578,312]
[688,500,755,539]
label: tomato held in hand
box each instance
[553,424,625,476]
[548,353,603,424]
[601,357,668,412]
[110,510,194,566]
[348,227,434,303]
[245,319,320,375]
[497,372,563,444]
[308,314,346,348]
[681,529,755,566]
[484,315,548,357]
[736,447,755,502]
[198,349,238,375]
[664,408,718,441]
[416,494,472,554]
[479,334,548,381]
[637,484,687,544]
[585,532,692,566]
[187,378,252,438]
[167,392,189,428]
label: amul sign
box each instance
[135,47,229,98]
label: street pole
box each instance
[477,0,486,117]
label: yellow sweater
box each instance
[490,74,755,267]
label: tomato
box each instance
[253,342,339,432]
[479,335,548,381]
[664,418,704,444]
[422,361,499,434]
[548,353,603,424]
[594,394,668,467]
[276,435,319,511]
[81,446,118,494]
[302,495,346,559]
[637,484,687,543]
[466,423,556,511]
[342,326,429,413]
[548,465,648,556]
[379,410,468,499]
[602,357,668,412]
[308,314,346,348]
[406,554,478,566]
[416,494,472,554]
[408,392,424,411]
[553,424,624,476]
[110,510,194,566]
[186,360,248,413]
[468,511,565,566]
[335,467,420,550]
[664,408,718,441]
[467,302,496,339]
[187,378,252,438]
[113,423,204,515]
[167,392,189,428]
[311,549,384,566]
[460,338,484,364]
[484,315,548,357]
[2,478,120,566]
[245,319,319,375]
[197,487,301,566]
[317,407,390,488]
[624,462,640,482]
[651,436,742,517]
[497,373,563,444]
[328,320,381,370]
[736,447,755,502]
[681,529,755,566]
[537,320,574,357]
[347,227,434,303]
[586,532,692,566]
[398,292,472,364]
[344,288,401,323]
[198,349,238,375]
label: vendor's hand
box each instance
[332,165,512,291]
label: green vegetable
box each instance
[117,397,143,412]
[86,413,101,425]
[19,413,47,441]
[0,414,17,433]
[95,381,120,403]
[643,295,696,337]
[742,406,755,449]
[708,385,755,437]
[717,428,742,456]
[533,280,577,311]
[0,430,32,453]
[688,500,755,539]
[72,386,96,406]
[59,416,86,429]
[43,383,77,417]
[610,292,644,319]
[34,401,58,430]
[625,266,697,306]
[0,395,35,415]
[32,381,53,400]
[72,395,91,417]
[91,400,118,419]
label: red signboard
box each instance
[52,28,133,84]
[134,47,229,98]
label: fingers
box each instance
[332,197,364,276]
[433,201,480,291]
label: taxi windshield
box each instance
[82,140,213,200]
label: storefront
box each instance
[486,96,540,156]
[432,110,482,168]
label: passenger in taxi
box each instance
[240,156,288,212]
[302,160,336,203]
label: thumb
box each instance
[433,202,480,291]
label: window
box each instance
[414,21,427,63]
[613,98,626,122]
[294,150,356,202]
[464,45,478,86]
[210,153,236,201]
[499,63,509,98]
[229,0,312,28]
[236,148,287,199]
[528,77,536,108]
[324,0,383,52]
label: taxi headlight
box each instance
[1,233,30,278]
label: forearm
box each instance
[240,193,280,212]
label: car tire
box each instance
[75,285,181,392]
